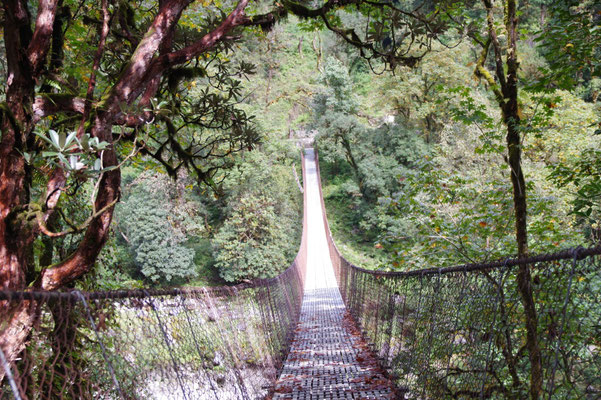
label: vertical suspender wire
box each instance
[0,345,23,400]
[255,286,276,370]
[347,266,354,315]
[203,288,250,400]
[197,290,241,397]
[244,285,277,391]
[279,273,296,350]
[359,273,368,331]
[479,263,510,399]
[382,280,394,363]
[352,269,362,322]
[74,291,124,400]
[441,270,469,393]
[340,257,346,303]
[145,294,190,400]
[265,284,281,352]
[546,247,580,398]
[223,287,263,400]
[419,272,442,399]
[270,279,287,359]
[373,278,383,356]
[405,273,425,391]
[394,278,409,388]
[382,278,396,369]
[177,294,220,400]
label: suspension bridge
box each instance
[0,148,600,399]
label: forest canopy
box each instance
[0,1,600,391]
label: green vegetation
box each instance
[312,4,601,271]
[0,0,596,289]
[95,138,302,287]
[1,0,595,286]
[1,0,600,398]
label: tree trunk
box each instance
[0,0,37,292]
[506,119,542,399]
[339,134,364,195]
[505,122,528,256]
[503,0,542,397]
[0,1,53,383]
[477,1,543,397]
[1,0,261,382]
[312,32,322,70]
[0,302,41,383]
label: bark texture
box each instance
[476,1,542,398]
[0,0,267,381]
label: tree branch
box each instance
[474,38,505,107]
[36,197,118,238]
[105,0,194,111]
[28,0,61,77]
[77,0,112,136]
[482,0,508,94]
[149,0,250,77]
[33,95,156,127]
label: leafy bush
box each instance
[116,171,207,285]
[212,145,302,282]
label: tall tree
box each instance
[0,0,436,375]
[453,1,542,395]
[0,0,285,377]
[310,1,552,396]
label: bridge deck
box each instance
[273,150,394,399]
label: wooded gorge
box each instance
[0,1,600,398]
[0,0,598,289]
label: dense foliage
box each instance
[212,145,301,282]
[1,0,600,394]
[313,3,601,271]
[96,140,302,287]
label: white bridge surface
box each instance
[272,149,394,399]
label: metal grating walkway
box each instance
[272,150,395,399]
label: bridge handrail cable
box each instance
[314,148,601,399]
[0,151,309,400]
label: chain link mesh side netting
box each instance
[0,264,304,400]
[0,152,308,400]
[314,150,601,399]
[330,249,601,399]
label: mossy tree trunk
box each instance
[475,1,542,398]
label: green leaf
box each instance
[65,131,78,148]
[57,153,69,165]
[80,134,90,151]
[35,131,56,147]
[69,155,78,169]
[49,129,60,148]
[58,132,66,149]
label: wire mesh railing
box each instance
[0,268,305,400]
[4,148,600,399]
[0,154,308,400]
[314,151,601,399]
